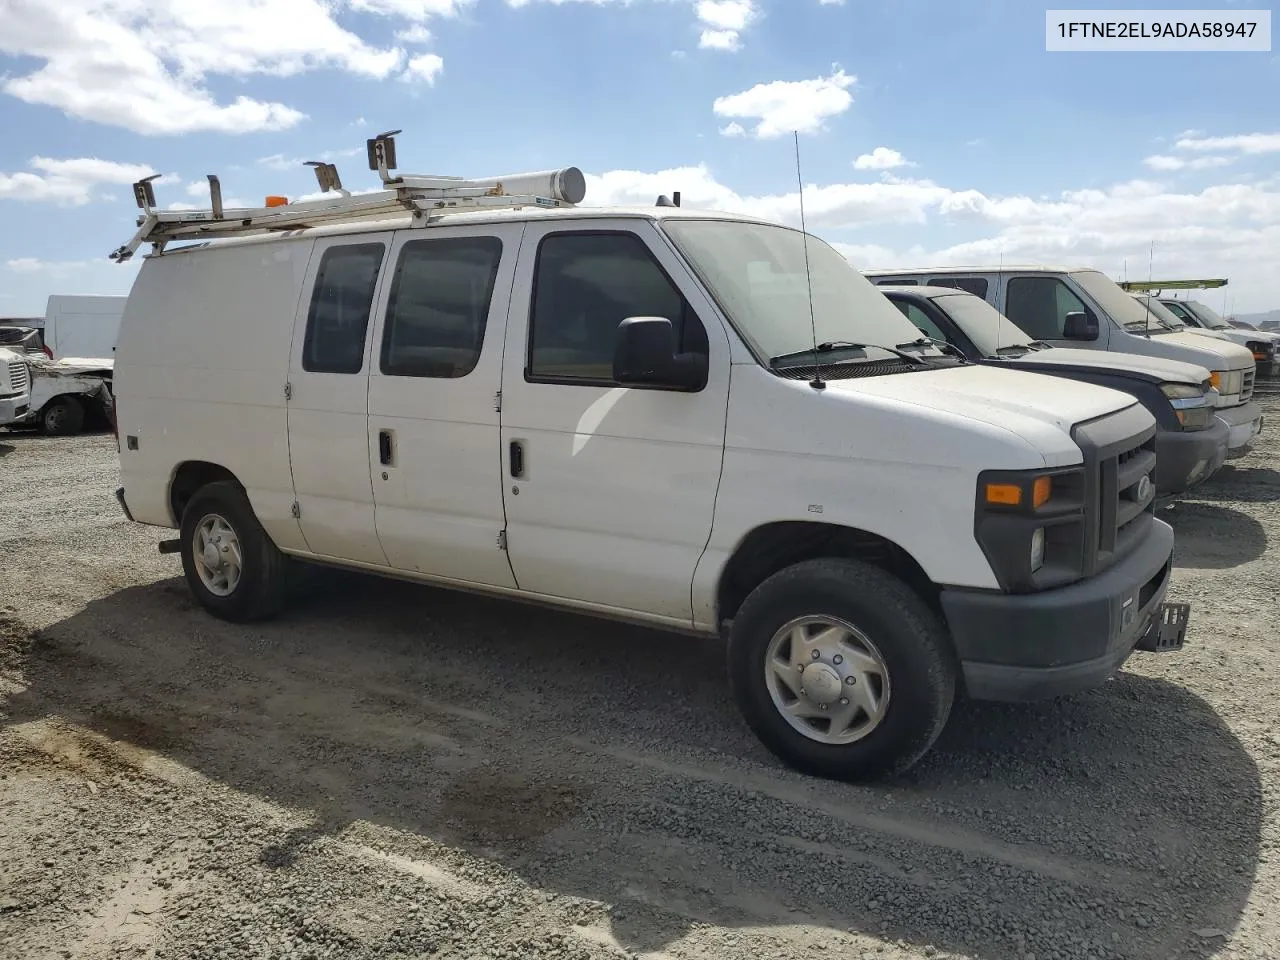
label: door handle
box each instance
[509,440,525,479]
[379,430,393,466]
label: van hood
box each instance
[1187,326,1280,349]
[1125,330,1255,371]
[823,363,1134,436]
[1006,346,1209,383]
[0,346,20,364]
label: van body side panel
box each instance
[44,294,126,360]
[693,363,1054,625]
[497,218,732,623]
[113,242,312,549]
[286,234,393,566]
[364,223,523,589]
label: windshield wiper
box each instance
[770,340,927,368]
[896,336,965,361]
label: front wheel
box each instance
[179,481,290,623]
[726,558,957,782]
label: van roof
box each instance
[863,265,1099,277]
[136,205,784,260]
[876,284,981,298]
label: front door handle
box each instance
[509,440,525,478]
[379,429,393,466]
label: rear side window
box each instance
[929,277,988,299]
[380,236,503,379]
[303,243,385,374]
[1005,276,1088,340]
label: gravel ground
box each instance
[1,402,1278,960]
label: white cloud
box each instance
[0,156,157,206]
[5,257,99,275]
[696,0,754,49]
[402,52,445,83]
[853,147,913,171]
[0,0,461,135]
[395,24,434,44]
[506,0,758,52]
[581,162,1280,312]
[256,147,362,173]
[351,0,470,20]
[1175,132,1280,155]
[1143,154,1235,171]
[712,67,856,139]
[719,121,746,138]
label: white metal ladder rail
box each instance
[109,130,586,263]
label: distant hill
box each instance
[1236,309,1280,327]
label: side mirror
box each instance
[1063,311,1099,341]
[612,316,707,390]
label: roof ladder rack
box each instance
[108,129,587,263]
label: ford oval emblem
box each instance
[1136,474,1152,501]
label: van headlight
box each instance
[1247,341,1276,362]
[1160,382,1213,431]
[1209,370,1244,396]
[975,467,1086,593]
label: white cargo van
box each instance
[865,267,1263,459]
[108,137,1191,781]
[1157,297,1280,379]
[44,294,126,360]
[0,346,32,427]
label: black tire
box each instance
[40,397,85,436]
[179,480,290,623]
[726,557,957,782]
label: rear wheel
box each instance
[179,481,290,622]
[726,557,957,782]
[40,397,84,436]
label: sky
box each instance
[0,0,1278,318]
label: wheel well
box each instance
[716,521,940,625]
[169,461,243,525]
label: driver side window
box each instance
[1004,276,1088,340]
[527,231,709,384]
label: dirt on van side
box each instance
[1,404,1278,960]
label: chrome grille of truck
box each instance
[6,359,28,395]
[1242,368,1255,401]
[1070,403,1158,578]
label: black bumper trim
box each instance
[1154,418,1228,496]
[114,486,135,523]
[941,519,1178,701]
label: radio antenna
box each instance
[794,131,824,390]
[1145,240,1155,338]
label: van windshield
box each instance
[1130,294,1188,331]
[1184,301,1232,330]
[1070,269,1179,335]
[932,291,1037,356]
[661,218,948,368]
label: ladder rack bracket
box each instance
[109,130,585,262]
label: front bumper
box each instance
[1154,418,1228,496]
[941,518,1184,701]
[1214,400,1263,459]
[0,394,31,425]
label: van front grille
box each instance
[1070,404,1158,577]
[1242,368,1255,401]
